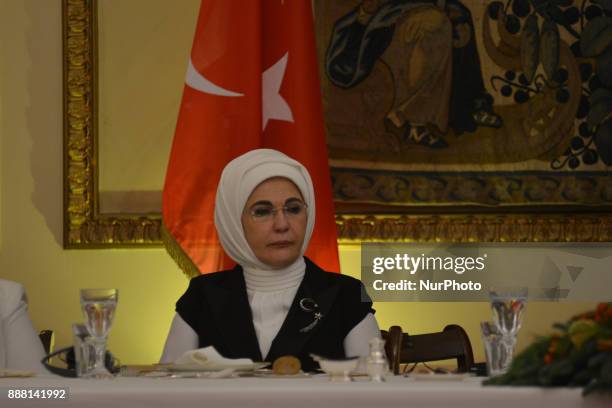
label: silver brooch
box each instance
[298,298,323,333]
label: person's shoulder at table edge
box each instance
[0,279,27,318]
[185,256,366,291]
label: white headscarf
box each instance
[214,149,315,271]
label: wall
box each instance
[0,0,188,363]
[0,0,600,365]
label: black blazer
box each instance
[176,257,375,372]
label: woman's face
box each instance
[241,177,307,269]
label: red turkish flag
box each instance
[162,0,340,274]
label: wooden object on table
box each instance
[381,324,474,375]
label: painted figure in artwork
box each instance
[325,0,502,149]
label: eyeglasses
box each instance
[246,202,308,222]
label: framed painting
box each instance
[63,0,612,248]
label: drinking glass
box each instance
[80,289,118,379]
[480,321,510,376]
[489,287,527,371]
[72,323,95,377]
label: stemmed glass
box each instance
[80,289,118,379]
[489,287,527,373]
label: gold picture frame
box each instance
[63,0,161,248]
[62,0,612,248]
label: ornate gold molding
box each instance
[62,0,612,247]
[63,0,161,247]
[335,214,612,242]
[331,170,612,206]
[63,0,95,247]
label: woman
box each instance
[0,279,47,373]
[161,149,380,371]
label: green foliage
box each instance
[484,303,612,396]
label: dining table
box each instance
[1,373,610,408]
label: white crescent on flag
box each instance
[185,58,244,97]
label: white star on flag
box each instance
[262,53,294,130]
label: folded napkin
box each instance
[175,346,253,367]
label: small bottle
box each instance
[366,337,388,382]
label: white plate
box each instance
[164,362,269,372]
[408,373,473,381]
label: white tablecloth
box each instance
[1,375,610,408]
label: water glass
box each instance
[80,288,118,379]
[72,323,95,377]
[480,321,512,376]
